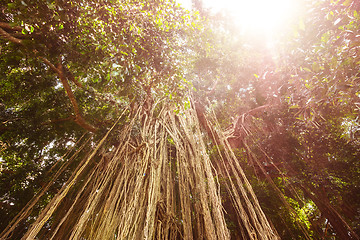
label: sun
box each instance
[177,0,301,40]
[233,0,296,33]
[209,0,300,35]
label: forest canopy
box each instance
[0,0,359,239]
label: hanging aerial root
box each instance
[8,100,280,240]
[0,132,90,240]
[20,107,128,240]
[197,99,280,240]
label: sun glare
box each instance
[212,0,297,34]
[177,0,301,42]
[242,1,294,33]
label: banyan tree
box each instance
[1,0,360,239]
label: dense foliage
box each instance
[0,0,359,239]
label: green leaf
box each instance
[327,11,334,21]
[184,100,190,110]
[135,65,141,72]
[296,114,304,121]
[321,32,330,42]
[7,3,15,9]
[289,105,299,109]
[302,67,312,72]
[48,3,55,10]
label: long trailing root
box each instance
[0,133,90,240]
[9,100,279,239]
[205,104,280,240]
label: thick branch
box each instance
[56,63,97,132]
[66,69,83,88]
[0,27,22,44]
[0,22,22,32]
[38,56,97,132]
[39,56,84,89]
[55,63,81,115]
[38,56,60,74]
[0,23,97,132]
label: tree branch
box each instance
[37,56,60,74]
[0,22,22,32]
[36,57,98,132]
[0,23,97,132]
[54,62,97,132]
[65,68,83,88]
[0,27,22,44]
